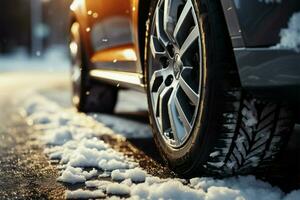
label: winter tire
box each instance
[145,0,295,176]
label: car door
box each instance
[84,0,141,73]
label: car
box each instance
[69,0,300,177]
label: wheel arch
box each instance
[138,0,240,79]
[69,8,93,69]
[219,0,244,48]
[137,0,152,79]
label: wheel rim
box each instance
[149,0,202,148]
[69,22,82,106]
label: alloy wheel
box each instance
[149,0,202,148]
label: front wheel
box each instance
[145,0,295,176]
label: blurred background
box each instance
[0,0,73,72]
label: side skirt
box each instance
[89,69,145,92]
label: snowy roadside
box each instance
[21,94,300,200]
[0,46,69,73]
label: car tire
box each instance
[69,22,118,113]
[145,0,295,176]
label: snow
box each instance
[0,46,69,72]
[85,180,111,189]
[57,166,98,184]
[190,176,283,200]
[98,159,130,171]
[124,168,146,183]
[274,12,300,52]
[111,168,146,183]
[209,151,220,158]
[23,94,300,200]
[131,180,205,200]
[65,189,105,199]
[91,114,152,139]
[284,190,300,200]
[106,183,131,196]
[43,127,73,145]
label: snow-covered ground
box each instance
[0,46,69,72]
[22,94,300,200]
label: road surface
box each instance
[0,72,299,199]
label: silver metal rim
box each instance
[149,0,202,148]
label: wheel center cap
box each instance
[173,54,182,79]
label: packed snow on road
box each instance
[21,94,300,200]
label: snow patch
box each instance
[23,94,300,200]
[65,189,105,199]
[111,168,146,183]
[106,183,131,196]
[57,166,97,184]
[274,12,300,52]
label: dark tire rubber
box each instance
[70,22,118,114]
[145,0,295,177]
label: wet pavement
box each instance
[0,77,66,199]
[0,72,299,199]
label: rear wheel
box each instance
[145,0,295,176]
[69,22,118,113]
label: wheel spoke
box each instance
[179,26,199,57]
[150,69,168,117]
[153,83,166,117]
[168,89,184,143]
[159,87,173,132]
[163,0,182,41]
[150,35,166,60]
[173,0,193,41]
[155,5,169,47]
[174,93,192,134]
[179,67,199,106]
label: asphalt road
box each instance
[0,72,299,199]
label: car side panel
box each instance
[221,0,300,48]
[82,0,141,73]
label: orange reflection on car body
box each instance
[70,0,141,73]
[91,44,137,63]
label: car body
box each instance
[69,0,300,176]
[70,0,300,97]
